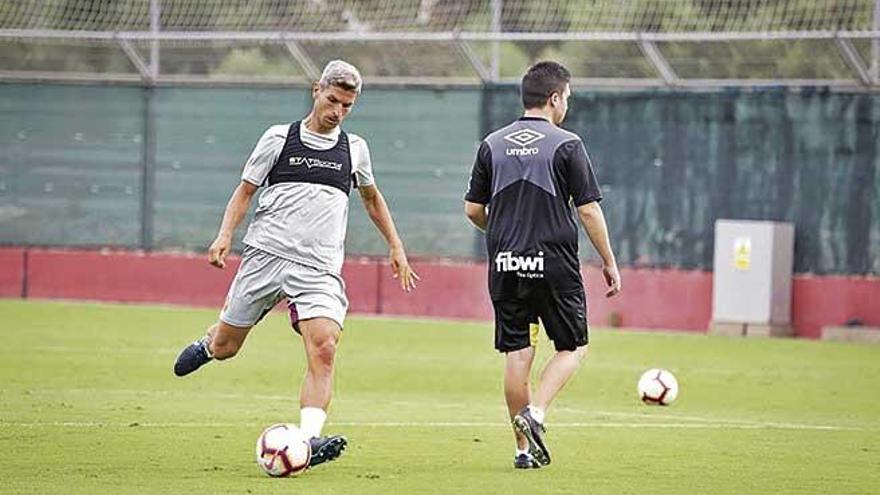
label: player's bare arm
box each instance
[358,183,420,292]
[577,201,621,297]
[208,180,259,269]
[464,201,488,232]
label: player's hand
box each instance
[390,244,419,292]
[603,263,621,298]
[208,235,232,269]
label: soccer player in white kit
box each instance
[173,60,419,468]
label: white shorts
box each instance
[219,246,348,330]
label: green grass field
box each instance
[1,299,878,494]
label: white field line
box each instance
[554,407,764,424]
[0,420,862,431]
[0,389,768,424]
[0,388,744,419]
[12,388,875,431]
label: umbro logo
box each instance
[503,129,544,156]
[503,129,545,147]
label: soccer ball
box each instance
[637,368,679,406]
[255,423,311,477]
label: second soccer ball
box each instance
[637,368,679,406]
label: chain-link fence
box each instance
[3,1,880,88]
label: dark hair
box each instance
[520,61,571,109]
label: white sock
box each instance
[515,447,529,457]
[299,407,327,439]
[200,335,214,358]
[528,405,545,424]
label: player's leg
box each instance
[505,346,540,469]
[512,290,588,466]
[505,346,534,444]
[533,289,589,413]
[533,346,588,412]
[285,266,349,467]
[512,290,588,463]
[298,316,340,415]
[297,316,347,467]
[174,320,252,376]
[173,247,284,377]
[207,320,252,359]
[494,299,541,469]
[515,345,585,466]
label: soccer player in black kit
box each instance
[464,61,621,469]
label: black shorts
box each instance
[492,288,588,353]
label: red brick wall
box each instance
[3,248,878,338]
[0,248,24,297]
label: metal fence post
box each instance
[872,0,880,83]
[490,0,502,82]
[141,87,157,250]
[150,0,160,81]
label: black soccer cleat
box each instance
[173,337,213,377]
[308,435,347,468]
[513,407,551,466]
[514,452,541,469]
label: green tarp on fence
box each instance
[1,83,877,274]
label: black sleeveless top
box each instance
[267,121,354,195]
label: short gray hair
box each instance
[318,60,362,93]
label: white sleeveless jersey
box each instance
[239,122,375,274]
